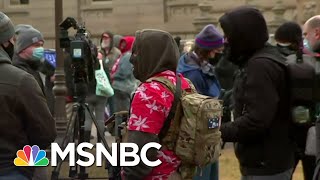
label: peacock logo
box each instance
[14,145,49,166]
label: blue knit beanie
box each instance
[195,24,224,50]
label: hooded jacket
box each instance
[219,6,295,175]
[219,6,269,65]
[113,34,123,49]
[112,52,137,95]
[119,36,135,54]
[99,31,121,72]
[130,30,179,83]
[177,52,221,97]
[0,48,56,179]
[110,36,136,81]
[123,29,190,180]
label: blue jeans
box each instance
[0,170,29,180]
[193,161,219,180]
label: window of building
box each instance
[10,0,29,5]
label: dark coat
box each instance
[12,54,45,95]
[221,45,295,175]
[12,54,56,115]
[0,48,56,179]
[219,6,295,175]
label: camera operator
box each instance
[84,40,110,143]
[0,12,56,180]
[64,45,77,122]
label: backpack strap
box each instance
[146,75,182,141]
[313,162,320,180]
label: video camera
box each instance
[59,17,97,99]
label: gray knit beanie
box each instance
[15,24,44,53]
[0,12,15,44]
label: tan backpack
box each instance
[146,75,223,179]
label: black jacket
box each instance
[219,7,295,175]
[221,45,295,175]
[0,49,56,179]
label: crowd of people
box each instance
[0,5,320,180]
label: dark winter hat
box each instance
[219,6,269,58]
[0,12,15,44]
[15,24,44,53]
[195,24,224,50]
[275,21,302,44]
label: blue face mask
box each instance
[32,47,44,60]
[303,39,313,52]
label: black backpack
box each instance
[251,48,318,125]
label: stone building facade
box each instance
[1,0,319,48]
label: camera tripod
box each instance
[51,97,114,180]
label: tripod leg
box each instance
[84,104,112,153]
[69,109,80,178]
[84,104,118,179]
[76,104,89,180]
[51,103,79,180]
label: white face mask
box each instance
[277,42,292,47]
[101,40,110,48]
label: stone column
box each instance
[302,1,317,23]
[53,0,68,145]
[296,0,306,24]
[268,0,286,34]
[192,0,217,32]
[317,0,320,15]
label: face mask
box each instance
[208,52,223,66]
[32,47,44,61]
[101,41,110,49]
[304,39,312,52]
[1,41,14,59]
[277,42,291,47]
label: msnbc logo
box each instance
[14,145,49,166]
